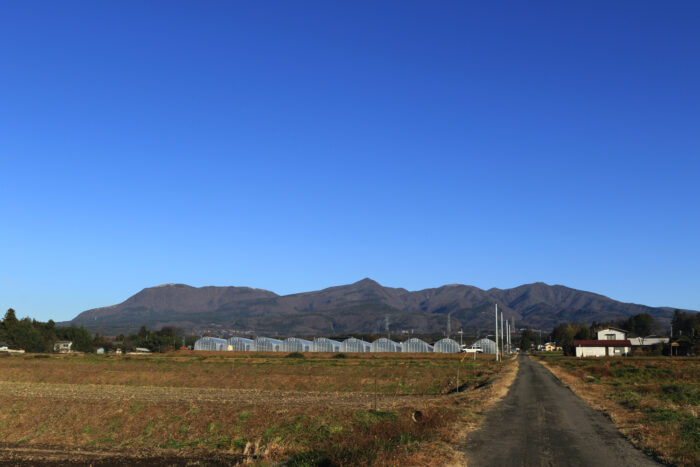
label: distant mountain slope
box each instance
[64,279,691,335]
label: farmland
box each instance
[0,352,516,465]
[537,355,699,467]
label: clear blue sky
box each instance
[1,1,699,322]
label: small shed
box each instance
[54,341,73,353]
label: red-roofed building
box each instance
[573,339,632,357]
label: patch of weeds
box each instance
[618,391,642,409]
[660,384,700,405]
[99,434,117,444]
[130,404,145,413]
[287,450,336,467]
[332,353,348,359]
[232,436,248,451]
[204,435,232,449]
[160,438,200,449]
[206,422,221,433]
[354,410,398,426]
[286,352,305,359]
[238,410,252,421]
[143,421,156,437]
[108,416,121,431]
[81,426,92,435]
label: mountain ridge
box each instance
[63,279,695,336]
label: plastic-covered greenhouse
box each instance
[371,338,402,352]
[402,338,433,353]
[312,337,341,353]
[253,337,283,352]
[227,337,253,352]
[472,338,497,354]
[281,337,312,352]
[341,337,371,353]
[433,338,461,353]
[194,337,228,351]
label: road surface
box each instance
[463,354,660,467]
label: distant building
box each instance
[0,342,8,352]
[629,335,670,347]
[54,341,73,353]
[574,339,631,357]
[597,327,628,340]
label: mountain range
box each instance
[63,279,694,336]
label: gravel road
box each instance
[463,354,660,467]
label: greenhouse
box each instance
[341,337,371,353]
[433,338,461,353]
[472,338,497,354]
[227,337,253,352]
[371,338,402,352]
[402,338,433,353]
[253,336,283,352]
[194,337,228,351]
[312,337,341,353]
[281,337,312,352]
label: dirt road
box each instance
[463,354,660,467]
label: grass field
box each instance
[0,351,515,465]
[537,354,699,467]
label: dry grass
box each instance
[0,351,515,466]
[537,355,699,467]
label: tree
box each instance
[3,308,18,327]
[520,330,534,351]
[621,313,654,337]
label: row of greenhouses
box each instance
[193,336,464,353]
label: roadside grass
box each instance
[0,352,513,465]
[537,355,699,466]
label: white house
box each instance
[597,327,628,340]
[574,328,631,357]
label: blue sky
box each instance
[1,1,699,322]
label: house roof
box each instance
[597,327,628,334]
[574,340,631,347]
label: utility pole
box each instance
[506,321,510,354]
[495,304,499,361]
[458,329,464,348]
[500,311,504,359]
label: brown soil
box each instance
[0,381,440,410]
